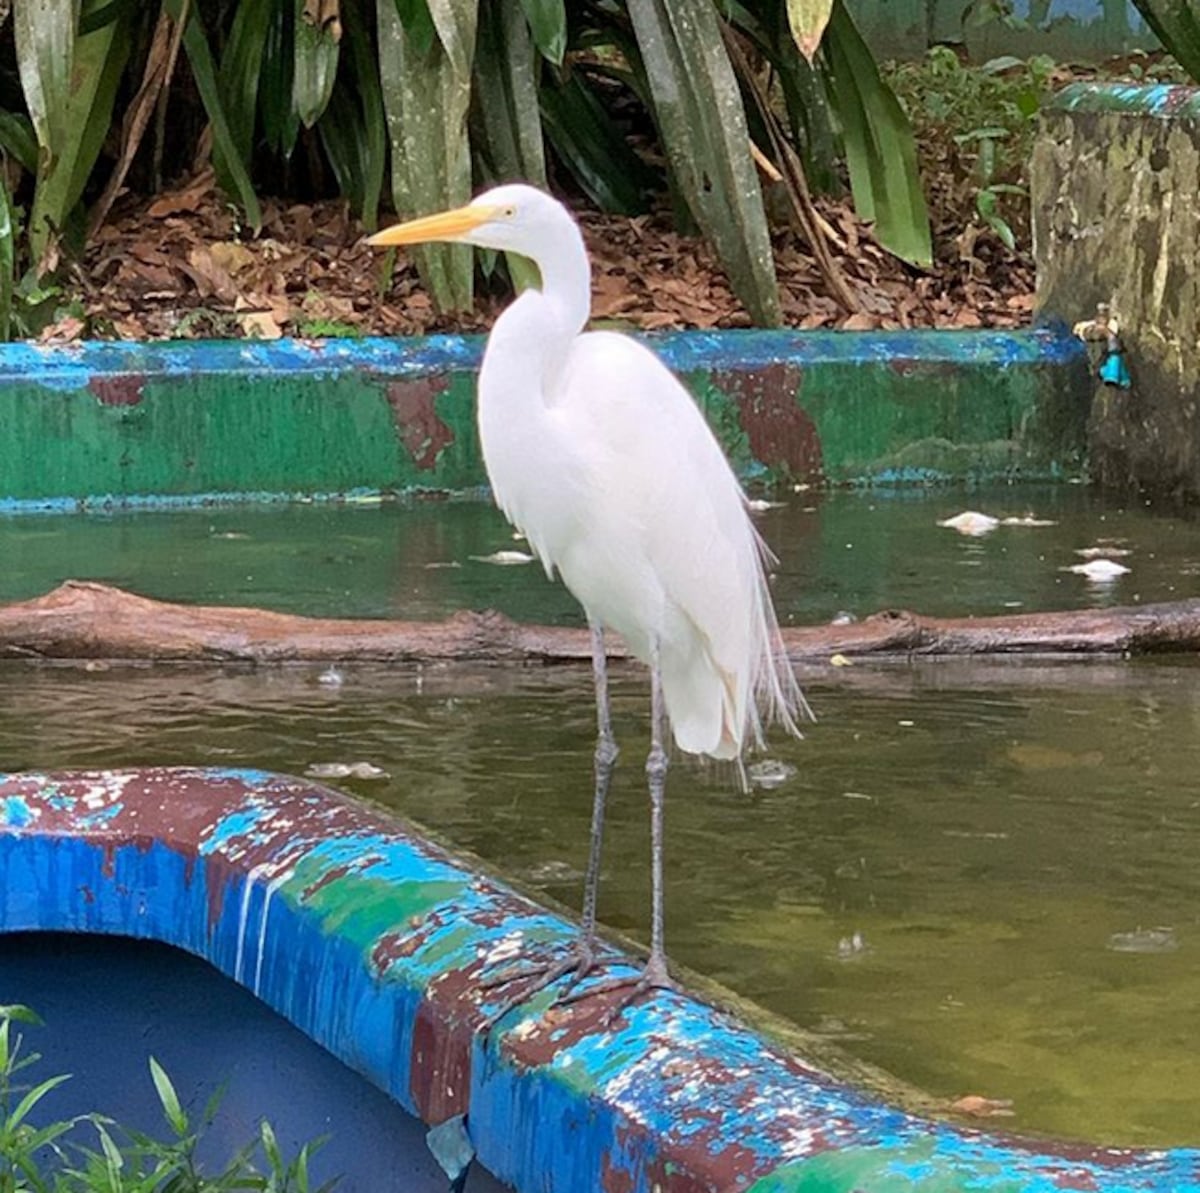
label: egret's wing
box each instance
[555,331,806,756]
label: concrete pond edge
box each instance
[1,767,1195,1192]
[0,328,1090,512]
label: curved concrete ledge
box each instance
[0,329,1088,511]
[0,767,1195,1191]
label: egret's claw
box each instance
[557,954,677,1028]
[479,939,604,1031]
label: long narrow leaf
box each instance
[345,0,385,228]
[27,9,126,265]
[539,70,652,215]
[627,0,781,325]
[377,0,476,310]
[474,0,545,184]
[517,0,565,64]
[0,110,38,173]
[13,0,76,159]
[261,0,301,157]
[170,0,263,228]
[1129,0,1200,80]
[823,0,931,266]
[0,176,13,339]
[217,0,273,167]
[787,0,833,61]
[293,0,341,127]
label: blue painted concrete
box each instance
[0,767,1196,1192]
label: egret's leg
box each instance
[642,641,671,986]
[479,623,619,1024]
[557,640,677,1018]
[580,621,619,962]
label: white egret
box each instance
[369,184,810,1011]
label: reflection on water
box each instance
[4,656,1200,1146]
[4,484,1200,623]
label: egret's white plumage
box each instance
[369,183,809,1004]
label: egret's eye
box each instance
[500,205,517,219]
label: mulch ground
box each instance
[61,169,1035,344]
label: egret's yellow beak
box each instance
[367,204,500,247]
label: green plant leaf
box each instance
[26,7,128,267]
[293,0,341,127]
[822,0,932,267]
[171,0,263,229]
[0,109,40,173]
[1129,0,1200,81]
[9,1072,71,1130]
[394,0,437,56]
[539,70,653,214]
[517,0,565,64]
[474,0,546,184]
[627,0,781,324]
[148,1056,188,1137]
[377,0,476,311]
[786,0,834,61]
[261,0,301,157]
[13,0,76,162]
[427,0,475,76]
[217,0,273,168]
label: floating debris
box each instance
[1001,515,1057,527]
[747,498,786,513]
[1066,559,1130,582]
[1076,546,1133,559]
[469,550,536,566]
[938,511,999,536]
[424,561,462,569]
[949,1094,1016,1119]
[1107,926,1178,954]
[317,666,344,689]
[836,932,869,960]
[830,610,857,626]
[305,761,389,780]
[747,759,797,790]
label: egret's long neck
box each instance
[481,212,591,404]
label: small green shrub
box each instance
[0,1004,337,1193]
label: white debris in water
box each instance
[469,550,536,565]
[1001,515,1058,527]
[1107,926,1178,954]
[836,932,869,960]
[1065,559,1130,581]
[304,761,388,780]
[1076,545,1133,558]
[747,759,797,790]
[424,561,462,569]
[938,511,1000,536]
[317,666,344,688]
[747,498,786,512]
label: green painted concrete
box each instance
[0,331,1089,511]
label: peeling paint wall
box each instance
[1032,84,1200,498]
[0,331,1089,512]
[1,767,1197,1192]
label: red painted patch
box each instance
[89,375,145,407]
[386,378,454,471]
[712,363,823,482]
[409,992,474,1123]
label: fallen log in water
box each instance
[2,581,1200,664]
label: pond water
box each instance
[5,484,1200,1148]
[4,483,1200,624]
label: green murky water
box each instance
[5,484,1200,1147]
[4,483,1200,622]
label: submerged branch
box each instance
[3,581,1200,664]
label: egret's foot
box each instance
[558,953,678,1028]
[479,939,603,1031]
